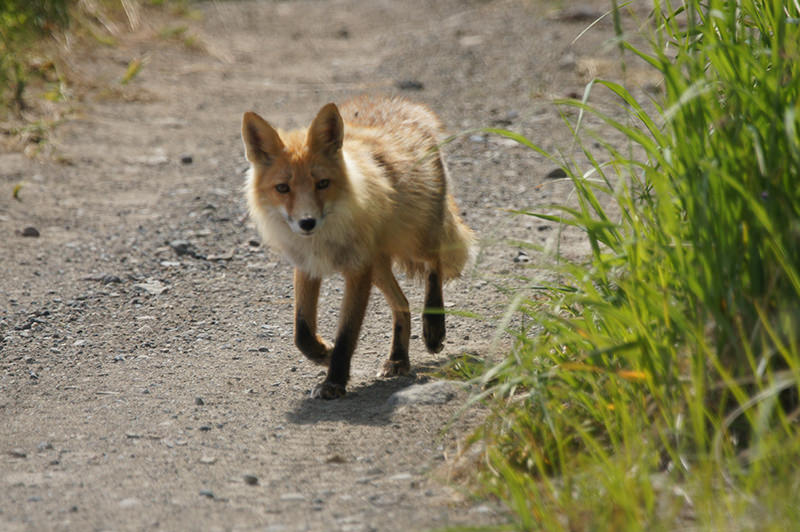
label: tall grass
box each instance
[476,0,800,529]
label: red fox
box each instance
[241,95,474,399]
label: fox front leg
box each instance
[293,268,333,365]
[311,267,372,399]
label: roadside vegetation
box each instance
[474,0,800,529]
[0,0,200,152]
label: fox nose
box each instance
[298,218,317,232]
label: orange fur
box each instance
[243,95,474,280]
[242,95,474,397]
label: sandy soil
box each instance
[0,1,644,530]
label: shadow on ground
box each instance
[286,374,423,426]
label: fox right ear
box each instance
[241,111,284,165]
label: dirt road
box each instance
[1,1,621,530]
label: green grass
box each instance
[473,0,800,529]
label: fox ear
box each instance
[242,111,284,165]
[308,103,343,157]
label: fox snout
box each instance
[285,211,323,236]
[296,216,318,235]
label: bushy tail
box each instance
[439,195,475,281]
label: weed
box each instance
[476,1,800,529]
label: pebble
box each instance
[168,239,195,256]
[21,226,40,237]
[118,497,140,508]
[243,474,259,486]
[133,279,168,295]
[279,492,305,502]
[555,6,604,22]
[8,448,27,458]
[199,456,217,464]
[546,168,567,179]
[37,441,53,451]
[387,381,460,406]
[513,250,530,263]
[195,397,205,406]
[395,79,424,91]
[180,154,193,164]
[199,490,215,499]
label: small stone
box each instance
[195,397,205,406]
[243,474,259,486]
[199,425,212,432]
[555,6,604,22]
[513,250,530,263]
[132,279,168,296]
[387,381,461,406]
[21,226,40,237]
[180,154,193,164]
[168,240,193,256]
[325,454,346,464]
[199,456,217,464]
[469,134,487,143]
[199,490,215,499]
[8,448,27,458]
[395,79,424,91]
[118,497,140,508]
[126,432,141,439]
[546,168,567,179]
[37,441,53,451]
[280,492,305,502]
[102,274,122,284]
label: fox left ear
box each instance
[308,103,344,157]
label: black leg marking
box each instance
[312,269,372,399]
[380,311,411,377]
[295,317,331,365]
[423,270,446,353]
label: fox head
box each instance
[242,103,346,236]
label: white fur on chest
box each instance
[251,200,374,278]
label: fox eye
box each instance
[275,183,290,194]
[316,179,330,190]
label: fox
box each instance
[241,95,474,399]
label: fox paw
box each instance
[422,314,445,353]
[301,342,333,367]
[378,359,410,378]
[310,381,346,400]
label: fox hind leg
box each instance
[422,265,446,353]
[373,258,411,377]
